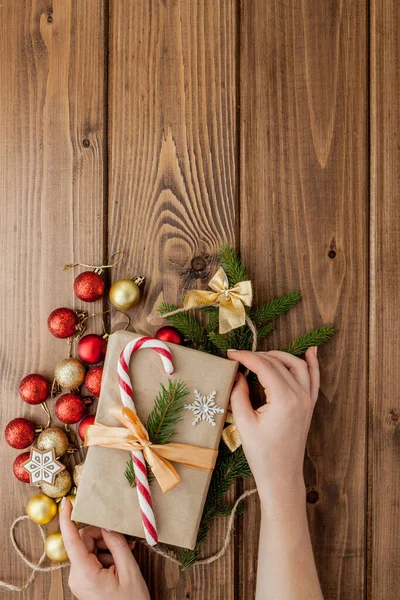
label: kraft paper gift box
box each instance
[72,330,238,549]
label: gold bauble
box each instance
[109,279,141,310]
[26,493,58,525]
[58,493,79,523]
[44,532,69,562]
[73,461,85,487]
[37,427,69,458]
[41,469,72,498]
[55,358,86,389]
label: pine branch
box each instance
[146,379,189,445]
[218,244,248,285]
[125,458,155,488]
[158,301,207,348]
[284,324,336,356]
[251,291,301,326]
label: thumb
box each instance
[230,373,256,426]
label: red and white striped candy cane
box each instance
[117,336,174,546]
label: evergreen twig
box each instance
[283,324,336,356]
[158,301,207,348]
[251,291,302,326]
[218,244,248,285]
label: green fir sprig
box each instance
[283,324,336,356]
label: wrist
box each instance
[257,477,307,515]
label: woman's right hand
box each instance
[59,498,150,600]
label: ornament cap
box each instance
[133,275,145,287]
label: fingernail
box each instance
[314,346,318,356]
[227,349,238,353]
[104,528,111,532]
[61,497,66,510]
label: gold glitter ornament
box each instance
[41,469,72,498]
[44,532,68,562]
[26,493,58,525]
[55,358,86,389]
[37,427,69,458]
[109,276,144,310]
[58,493,79,523]
[73,462,84,487]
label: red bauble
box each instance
[155,325,184,345]
[78,415,95,442]
[85,366,103,397]
[13,451,31,483]
[74,271,105,303]
[77,334,107,364]
[55,393,86,424]
[48,307,79,339]
[5,418,36,449]
[19,374,50,405]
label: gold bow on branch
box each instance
[183,267,253,334]
[221,409,242,452]
[85,406,218,493]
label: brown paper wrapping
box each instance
[72,330,238,549]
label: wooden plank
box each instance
[108,1,238,598]
[369,2,400,598]
[0,1,106,598]
[239,1,368,599]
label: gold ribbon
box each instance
[183,267,252,334]
[85,406,218,493]
[221,409,242,452]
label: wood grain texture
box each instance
[369,1,400,597]
[108,1,238,598]
[239,1,368,599]
[0,1,105,598]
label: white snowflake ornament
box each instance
[22,446,65,486]
[184,389,224,427]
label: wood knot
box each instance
[306,489,319,504]
[191,256,206,272]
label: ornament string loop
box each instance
[63,250,124,275]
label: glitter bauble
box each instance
[84,366,103,397]
[13,452,31,483]
[47,307,79,339]
[44,532,69,562]
[77,334,107,364]
[74,271,105,302]
[109,279,141,310]
[78,415,95,442]
[55,358,86,389]
[41,469,72,498]
[19,374,50,405]
[5,418,36,449]
[155,325,184,345]
[73,462,84,487]
[37,427,69,458]
[58,493,76,515]
[27,493,58,525]
[55,393,86,424]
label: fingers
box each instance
[262,350,311,393]
[305,347,320,403]
[79,526,103,553]
[97,553,115,568]
[230,373,257,426]
[59,499,92,567]
[227,350,287,397]
[101,529,138,582]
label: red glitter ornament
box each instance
[155,325,184,345]
[55,393,86,424]
[13,451,31,483]
[74,271,105,303]
[85,366,103,397]
[19,374,50,405]
[48,307,79,339]
[77,334,107,364]
[78,415,95,442]
[5,418,36,449]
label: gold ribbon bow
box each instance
[85,406,218,493]
[221,409,242,452]
[183,267,252,334]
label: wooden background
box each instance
[0,1,397,598]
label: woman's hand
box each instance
[59,498,150,600]
[227,347,319,502]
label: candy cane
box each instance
[117,336,174,546]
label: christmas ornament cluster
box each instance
[4,254,184,563]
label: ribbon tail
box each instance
[222,423,242,452]
[143,448,181,493]
[219,296,246,334]
[183,289,220,310]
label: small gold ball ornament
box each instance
[37,427,69,458]
[55,358,86,389]
[41,469,72,498]
[44,532,69,562]
[58,494,79,523]
[73,462,85,488]
[109,276,144,310]
[26,493,58,525]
